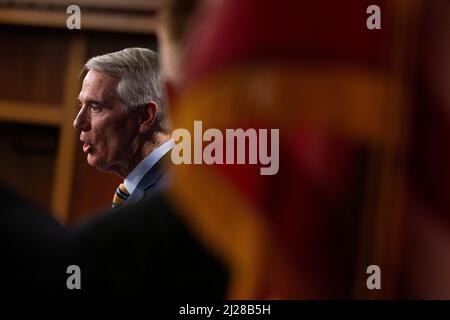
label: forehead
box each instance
[79,69,120,102]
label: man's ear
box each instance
[138,102,157,133]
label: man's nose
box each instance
[73,107,90,131]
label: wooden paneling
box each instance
[5,0,160,12]
[0,25,67,104]
[51,35,86,223]
[0,101,61,125]
[0,8,158,34]
[70,144,121,223]
[0,9,159,224]
[0,123,57,211]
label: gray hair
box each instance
[84,48,169,132]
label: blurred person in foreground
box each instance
[0,185,75,299]
[162,0,450,299]
[402,0,450,299]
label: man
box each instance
[73,48,174,207]
[72,46,229,298]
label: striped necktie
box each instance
[112,182,130,208]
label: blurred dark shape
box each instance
[72,193,229,299]
[0,185,75,299]
[402,0,450,299]
[169,0,450,298]
[0,183,229,299]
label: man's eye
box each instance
[90,104,102,112]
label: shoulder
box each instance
[71,192,229,299]
[141,152,175,195]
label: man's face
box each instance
[74,70,140,174]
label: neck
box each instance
[116,132,171,179]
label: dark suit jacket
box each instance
[0,186,79,299]
[72,192,229,299]
[126,151,173,205]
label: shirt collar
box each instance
[124,139,175,195]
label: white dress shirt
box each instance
[123,139,175,197]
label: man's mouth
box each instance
[82,143,91,153]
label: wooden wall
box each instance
[0,3,159,224]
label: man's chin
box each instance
[87,154,114,173]
[87,154,102,170]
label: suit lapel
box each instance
[126,152,172,205]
